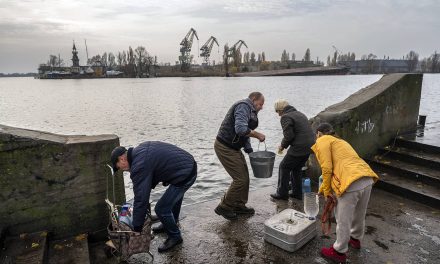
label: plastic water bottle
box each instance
[302,178,311,194]
[304,192,319,220]
[119,203,133,228]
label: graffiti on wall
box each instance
[355,118,375,134]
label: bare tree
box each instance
[361,53,378,73]
[303,48,311,62]
[122,51,127,66]
[88,54,102,65]
[128,47,135,65]
[117,52,124,67]
[405,50,419,72]
[47,55,64,67]
[223,44,229,73]
[431,51,440,73]
[135,46,147,77]
[281,49,288,63]
[108,52,116,69]
[420,58,429,72]
[243,52,250,64]
[250,52,256,65]
[291,52,296,61]
[101,52,108,66]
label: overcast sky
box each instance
[0,0,439,73]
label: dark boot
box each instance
[233,206,255,215]
[151,214,160,223]
[289,190,302,200]
[152,222,180,233]
[158,236,183,253]
[214,205,238,220]
[270,193,288,200]
[152,223,165,233]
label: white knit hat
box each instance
[274,99,289,112]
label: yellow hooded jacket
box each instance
[311,135,379,197]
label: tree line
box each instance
[44,46,158,77]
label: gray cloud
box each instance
[0,0,439,73]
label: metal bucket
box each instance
[249,142,276,178]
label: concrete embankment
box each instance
[308,73,423,179]
[0,125,125,239]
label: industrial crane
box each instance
[179,28,199,72]
[200,36,219,65]
[230,40,248,53]
[224,40,248,75]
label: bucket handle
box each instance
[257,141,267,151]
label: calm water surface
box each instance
[1,74,439,205]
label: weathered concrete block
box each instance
[0,125,126,238]
[308,73,423,178]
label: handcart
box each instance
[105,164,154,263]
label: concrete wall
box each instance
[308,73,423,177]
[0,125,126,238]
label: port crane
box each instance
[179,28,199,72]
[200,36,219,65]
[224,40,248,75]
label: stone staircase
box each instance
[0,231,92,264]
[368,137,440,209]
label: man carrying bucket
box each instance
[214,92,266,220]
[270,99,315,200]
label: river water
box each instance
[1,74,439,205]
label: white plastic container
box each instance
[264,209,317,252]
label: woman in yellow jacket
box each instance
[312,123,378,263]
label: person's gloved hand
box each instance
[162,182,169,187]
[244,147,253,154]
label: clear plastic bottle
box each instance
[304,192,319,220]
[302,178,311,193]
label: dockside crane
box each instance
[200,36,219,65]
[179,28,199,72]
[224,40,248,75]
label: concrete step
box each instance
[0,231,48,264]
[377,145,440,170]
[374,168,440,209]
[369,157,440,188]
[395,137,440,154]
[47,234,90,264]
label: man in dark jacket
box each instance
[270,99,315,200]
[111,141,197,252]
[214,92,266,220]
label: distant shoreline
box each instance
[0,73,36,78]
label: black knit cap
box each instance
[111,146,127,172]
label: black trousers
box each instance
[276,154,310,197]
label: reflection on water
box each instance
[2,74,437,205]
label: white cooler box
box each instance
[264,209,317,252]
